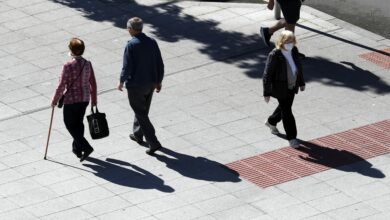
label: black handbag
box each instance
[57,61,87,108]
[86,106,109,139]
[58,95,65,108]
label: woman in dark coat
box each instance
[263,30,305,148]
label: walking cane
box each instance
[44,107,55,160]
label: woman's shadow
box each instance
[296,140,385,178]
[83,157,174,192]
[154,148,241,183]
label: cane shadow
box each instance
[83,157,174,192]
[304,57,390,94]
[154,148,241,183]
[296,140,385,178]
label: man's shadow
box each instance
[296,140,385,178]
[154,148,241,183]
[83,157,174,192]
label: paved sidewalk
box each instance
[0,0,389,219]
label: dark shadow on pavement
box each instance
[297,140,385,178]
[50,0,268,78]
[304,57,390,94]
[154,148,241,183]
[83,157,174,192]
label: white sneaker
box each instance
[289,139,300,149]
[265,120,279,135]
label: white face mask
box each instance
[284,43,294,51]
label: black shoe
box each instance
[298,52,306,59]
[146,145,162,155]
[80,148,94,162]
[129,134,143,145]
[260,27,272,47]
[72,149,82,158]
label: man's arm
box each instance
[154,40,164,93]
[118,43,133,91]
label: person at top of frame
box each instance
[260,0,306,58]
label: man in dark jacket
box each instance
[118,17,164,155]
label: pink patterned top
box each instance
[52,57,97,105]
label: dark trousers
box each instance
[127,86,160,148]
[268,90,297,140]
[63,102,93,152]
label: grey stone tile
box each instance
[252,193,302,213]
[0,149,43,168]
[212,205,264,219]
[0,209,38,220]
[20,1,62,15]
[285,182,340,202]
[2,16,42,31]
[32,7,78,22]
[268,203,320,220]
[63,186,115,206]
[155,205,205,220]
[182,127,229,145]
[364,193,390,212]
[49,176,98,196]
[343,181,390,201]
[199,136,246,154]
[217,117,262,135]
[120,188,171,205]
[325,203,380,220]
[31,167,81,186]
[41,207,93,220]
[136,194,189,215]
[212,144,264,163]
[0,87,40,104]
[276,176,321,192]
[0,140,30,157]
[7,187,58,207]
[0,9,29,23]
[0,169,25,186]
[97,205,150,220]
[308,193,359,212]
[81,196,131,216]
[360,212,390,220]
[0,197,19,213]
[326,172,378,192]
[303,214,335,220]
[164,119,211,136]
[193,194,244,215]
[176,184,227,204]
[24,197,76,217]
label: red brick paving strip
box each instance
[226,120,390,188]
[359,48,390,69]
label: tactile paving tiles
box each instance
[226,120,390,188]
[359,48,390,69]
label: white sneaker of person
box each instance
[265,120,279,135]
[289,139,300,148]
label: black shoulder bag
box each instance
[86,106,109,139]
[58,60,87,108]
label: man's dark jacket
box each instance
[263,47,305,99]
[120,33,164,88]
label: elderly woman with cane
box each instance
[263,30,305,148]
[50,38,97,162]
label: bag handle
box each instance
[91,105,100,114]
